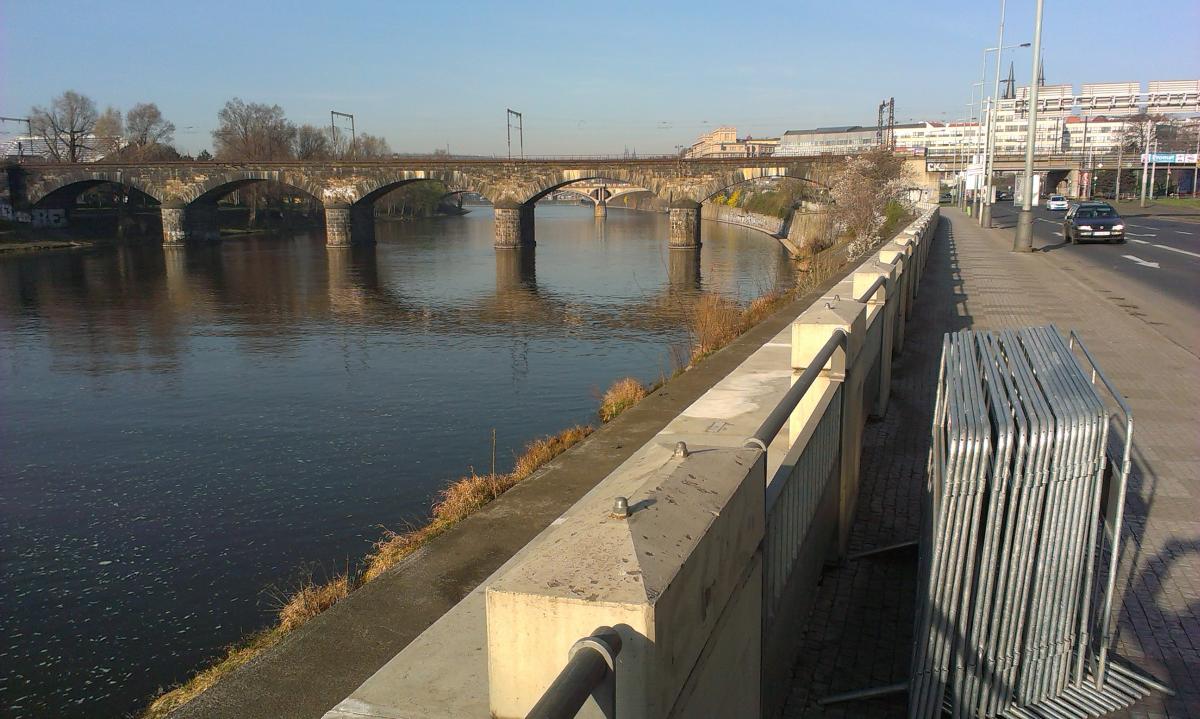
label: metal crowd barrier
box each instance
[908,326,1170,718]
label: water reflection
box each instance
[0,205,791,718]
[668,249,702,294]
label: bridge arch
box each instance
[29,172,164,207]
[347,171,497,207]
[179,171,327,207]
[695,168,831,205]
[521,171,661,205]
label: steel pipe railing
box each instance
[745,329,848,450]
[526,627,622,719]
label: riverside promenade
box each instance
[782,209,1200,718]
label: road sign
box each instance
[1140,153,1198,164]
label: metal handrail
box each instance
[857,274,887,304]
[745,329,849,449]
[527,627,622,719]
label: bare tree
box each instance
[125,102,176,149]
[93,106,124,158]
[295,124,333,159]
[212,98,296,160]
[829,149,912,259]
[30,90,98,162]
[352,133,392,158]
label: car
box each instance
[1063,202,1125,244]
[1046,195,1069,211]
[939,192,953,203]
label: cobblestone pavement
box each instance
[781,209,1200,719]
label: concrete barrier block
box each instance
[486,447,765,719]
[791,298,866,375]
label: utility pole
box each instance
[1193,121,1199,197]
[1139,122,1152,207]
[506,109,523,159]
[1149,139,1159,201]
[981,0,1006,229]
[331,110,355,158]
[1013,0,1043,252]
[1,116,32,157]
[1114,119,1125,201]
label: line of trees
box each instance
[27,91,394,163]
[208,98,390,161]
[30,91,179,162]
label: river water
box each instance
[0,204,793,717]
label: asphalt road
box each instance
[986,203,1200,357]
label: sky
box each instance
[2,0,1197,156]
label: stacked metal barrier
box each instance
[911,326,1168,718]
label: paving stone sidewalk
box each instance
[781,209,1200,719]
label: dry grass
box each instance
[143,424,593,716]
[740,289,790,330]
[360,424,593,583]
[688,294,745,364]
[598,377,650,423]
[512,425,593,480]
[142,628,284,719]
[277,574,352,632]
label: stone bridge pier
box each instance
[668,200,702,250]
[325,204,377,247]
[161,202,222,245]
[493,201,536,249]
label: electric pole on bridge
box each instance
[331,110,355,159]
[507,109,524,159]
[1,116,32,156]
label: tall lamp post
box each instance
[1014,0,1044,252]
[981,31,1033,228]
[980,0,1006,228]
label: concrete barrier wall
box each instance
[323,205,941,719]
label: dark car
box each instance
[1064,202,1125,244]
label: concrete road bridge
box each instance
[5,156,931,250]
[549,180,652,217]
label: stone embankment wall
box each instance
[701,203,785,236]
[323,205,941,719]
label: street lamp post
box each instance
[980,0,1007,229]
[1193,121,1199,198]
[974,38,1031,224]
[1013,0,1044,252]
[1139,122,1153,207]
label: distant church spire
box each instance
[1003,62,1017,99]
[1037,56,1046,87]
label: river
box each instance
[0,204,794,717]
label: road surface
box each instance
[987,203,1200,356]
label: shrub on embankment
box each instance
[143,251,849,717]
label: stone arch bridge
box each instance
[7,156,933,249]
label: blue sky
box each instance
[2,0,1197,155]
